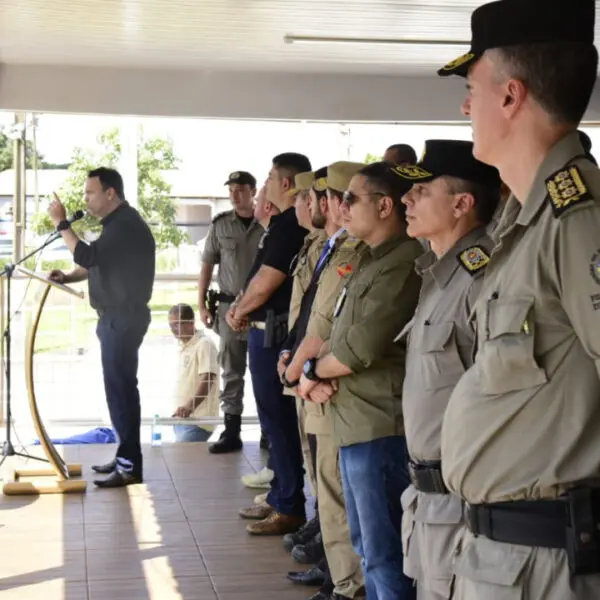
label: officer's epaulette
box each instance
[212,210,232,224]
[457,245,490,275]
[545,165,594,218]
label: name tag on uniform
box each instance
[333,287,348,318]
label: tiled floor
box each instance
[0,442,315,600]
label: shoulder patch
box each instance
[546,166,593,218]
[212,210,232,224]
[457,245,490,275]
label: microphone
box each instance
[69,210,85,224]
[55,210,85,232]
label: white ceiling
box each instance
[2,1,600,121]
[1,0,483,75]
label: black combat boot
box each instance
[209,413,243,454]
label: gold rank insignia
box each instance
[391,165,434,180]
[457,245,490,274]
[313,177,328,192]
[545,166,593,217]
[439,52,476,73]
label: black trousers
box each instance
[96,308,150,475]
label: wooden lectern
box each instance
[2,267,87,495]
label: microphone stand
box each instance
[0,230,64,466]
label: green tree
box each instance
[31,128,187,249]
[364,153,383,164]
[0,128,46,172]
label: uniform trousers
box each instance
[452,529,600,600]
[248,327,305,517]
[316,432,363,598]
[96,308,150,476]
[296,396,318,497]
[216,302,247,417]
[401,486,464,600]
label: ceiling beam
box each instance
[1,63,599,123]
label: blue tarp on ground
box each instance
[32,427,117,445]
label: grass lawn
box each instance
[31,283,199,353]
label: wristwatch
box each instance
[303,358,321,382]
[57,220,71,231]
[281,371,299,388]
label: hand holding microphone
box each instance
[48,192,85,231]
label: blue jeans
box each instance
[248,327,305,517]
[96,308,150,476]
[339,435,415,600]
[173,425,212,442]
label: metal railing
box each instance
[0,273,260,430]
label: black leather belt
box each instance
[465,499,569,549]
[408,460,449,494]
[465,487,600,561]
[216,293,236,303]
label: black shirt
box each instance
[73,202,156,312]
[245,207,307,321]
[237,214,254,229]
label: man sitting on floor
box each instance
[168,303,220,442]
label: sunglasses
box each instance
[342,190,387,206]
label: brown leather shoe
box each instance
[246,512,306,536]
[238,502,273,520]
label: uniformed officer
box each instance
[393,140,500,600]
[297,161,423,600]
[230,153,311,536]
[199,170,263,454]
[48,167,155,488]
[282,168,327,528]
[438,1,600,598]
[283,161,367,600]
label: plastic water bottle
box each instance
[151,414,162,446]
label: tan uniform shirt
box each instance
[285,229,327,399]
[202,210,263,297]
[328,231,423,447]
[173,331,220,431]
[403,228,493,462]
[442,131,600,504]
[289,229,328,329]
[304,231,369,435]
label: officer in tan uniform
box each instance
[438,1,600,598]
[297,161,422,600]
[393,140,500,600]
[283,169,327,518]
[284,162,367,600]
[199,171,263,454]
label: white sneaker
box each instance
[254,491,268,504]
[241,467,274,489]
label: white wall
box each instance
[3,63,598,123]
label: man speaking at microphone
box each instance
[48,167,156,488]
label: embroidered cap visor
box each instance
[392,140,501,190]
[391,164,436,183]
[437,0,596,78]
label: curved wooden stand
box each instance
[3,276,87,495]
